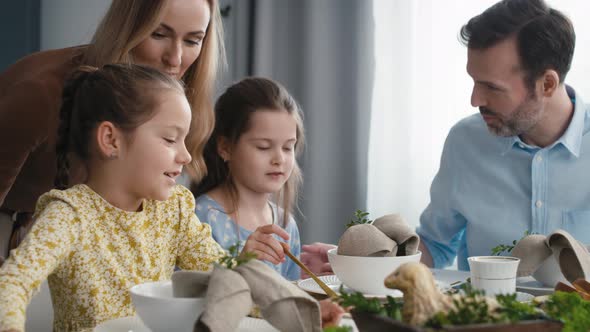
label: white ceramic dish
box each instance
[530,244,590,287]
[94,316,280,332]
[298,274,400,298]
[327,248,422,295]
[298,274,452,298]
[515,292,535,302]
[532,254,569,287]
[516,276,554,296]
[298,275,533,303]
[130,280,206,332]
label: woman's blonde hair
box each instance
[82,0,225,182]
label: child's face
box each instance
[118,90,192,201]
[227,110,297,195]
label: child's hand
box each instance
[242,224,290,264]
[300,242,335,278]
[319,298,345,327]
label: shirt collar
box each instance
[557,86,585,157]
[500,136,520,155]
[500,86,584,157]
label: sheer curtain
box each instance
[368,0,590,229]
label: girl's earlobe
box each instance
[96,121,120,159]
[216,136,231,162]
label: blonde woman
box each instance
[0,0,225,262]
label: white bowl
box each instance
[130,280,206,332]
[532,254,568,287]
[531,245,590,287]
[468,256,520,279]
[327,248,421,295]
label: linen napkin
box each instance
[235,259,322,332]
[511,234,552,277]
[173,266,252,332]
[171,270,210,297]
[548,229,590,283]
[173,260,322,332]
[511,229,590,283]
[337,213,419,257]
[337,223,397,256]
[372,214,420,256]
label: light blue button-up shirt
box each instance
[417,86,590,270]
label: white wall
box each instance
[41,0,110,50]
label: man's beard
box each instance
[480,92,543,137]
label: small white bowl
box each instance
[130,280,206,332]
[327,248,421,295]
[468,256,520,296]
[468,256,520,279]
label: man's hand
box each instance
[319,298,345,327]
[300,242,336,279]
[242,224,290,265]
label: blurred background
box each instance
[2,0,590,246]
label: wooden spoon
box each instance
[280,242,338,298]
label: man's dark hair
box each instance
[460,0,575,89]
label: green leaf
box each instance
[345,209,373,228]
[490,230,538,256]
[219,242,257,269]
[336,286,403,320]
[544,291,590,332]
[425,283,541,328]
[323,326,352,332]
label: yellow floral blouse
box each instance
[0,184,224,332]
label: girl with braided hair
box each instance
[0,64,227,332]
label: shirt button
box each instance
[536,200,543,208]
[536,155,543,162]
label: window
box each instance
[368,0,590,229]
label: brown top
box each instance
[0,46,87,213]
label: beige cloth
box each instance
[511,229,590,283]
[372,214,420,256]
[235,260,321,332]
[173,267,252,332]
[173,260,322,332]
[337,224,397,256]
[171,270,210,298]
[202,266,252,332]
[548,230,590,283]
[337,214,419,257]
[511,234,552,277]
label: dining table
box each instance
[28,267,550,331]
[92,268,478,332]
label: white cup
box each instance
[468,256,520,296]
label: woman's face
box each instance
[132,0,211,79]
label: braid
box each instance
[54,66,97,190]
